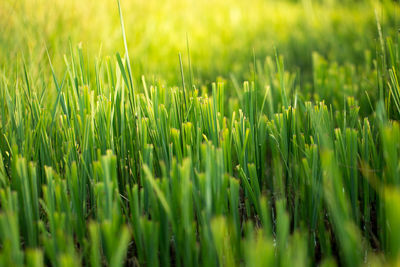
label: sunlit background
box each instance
[1,0,398,85]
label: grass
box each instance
[1,0,400,266]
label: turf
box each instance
[1,0,400,266]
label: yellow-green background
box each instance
[0,0,399,84]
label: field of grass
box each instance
[1,0,400,266]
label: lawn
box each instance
[1,0,400,266]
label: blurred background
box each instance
[0,0,399,85]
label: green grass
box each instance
[1,0,400,266]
